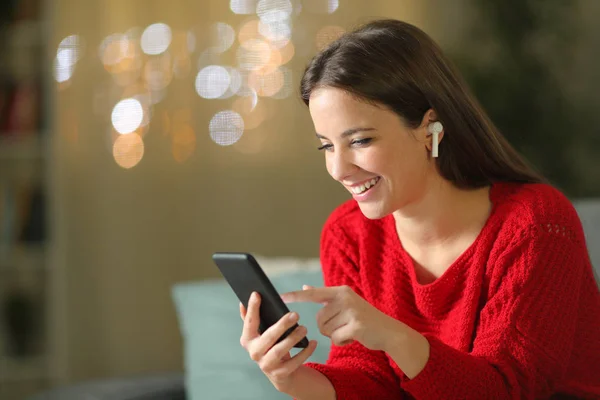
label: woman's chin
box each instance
[356,202,388,220]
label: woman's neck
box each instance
[392,179,493,252]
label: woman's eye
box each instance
[352,138,372,146]
[317,143,333,151]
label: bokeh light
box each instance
[238,18,261,45]
[230,0,257,14]
[57,35,84,67]
[258,19,291,49]
[111,51,143,87]
[237,39,271,71]
[55,35,82,85]
[54,57,74,83]
[258,45,282,74]
[122,83,152,134]
[150,88,167,104]
[197,47,222,70]
[328,0,339,13]
[172,124,197,163]
[173,55,192,79]
[195,65,231,99]
[271,66,293,99]
[233,89,258,112]
[125,27,143,40]
[303,0,339,13]
[187,31,197,53]
[169,30,193,80]
[122,83,151,103]
[209,110,245,146]
[277,40,295,65]
[256,0,293,24]
[111,98,144,134]
[144,53,173,91]
[219,67,243,99]
[232,94,265,130]
[233,70,254,97]
[210,22,236,53]
[141,23,172,55]
[90,0,305,166]
[99,34,130,69]
[113,132,144,169]
[248,68,284,97]
[99,31,143,87]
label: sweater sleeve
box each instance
[401,223,592,400]
[304,220,405,400]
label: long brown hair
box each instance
[300,19,545,189]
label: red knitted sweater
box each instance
[305,182,600,399]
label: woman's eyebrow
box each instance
[315,127,377,140]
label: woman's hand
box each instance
[239,292,318,393]
[281,285,402,351]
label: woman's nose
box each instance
[328,150,359,182]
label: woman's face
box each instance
[309,87,436,219]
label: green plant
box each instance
[452,0,599,197]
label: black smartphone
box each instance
[212,252,309,349]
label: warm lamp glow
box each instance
[113,132,144,169]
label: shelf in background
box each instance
[2,20,44,48]
[0,245,46,272]
[0,134,45,161]
[0,355,47,383]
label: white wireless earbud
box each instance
[427,121,443,158]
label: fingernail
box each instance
[288,312,298,321]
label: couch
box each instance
[29,200,600,400]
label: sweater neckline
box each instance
[386,183,505,290]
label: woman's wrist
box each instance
[382,319,430,379]
[283,365,336,400]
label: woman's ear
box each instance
[421,109,444,152]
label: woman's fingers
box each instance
[315,303,340,333]
[320,311,347,338]
[240,292,261,347]
[240,302,247,320]
[281,340,318,371]
[248,311,299,360]
[262,325,307,364]
[328,322,354,347]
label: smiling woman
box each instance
[236,18,600,400]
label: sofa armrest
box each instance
[28,372,185,400]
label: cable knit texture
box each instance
[305,182,600,400]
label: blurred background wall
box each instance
[0,0,598,398]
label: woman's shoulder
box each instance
[493,182,585,240]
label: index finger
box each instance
[242,292,261,340]
[281,287,336,304]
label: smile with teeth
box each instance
[350,177,380,195]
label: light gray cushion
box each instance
[172,264,330,400]
[27,373,185,400]
[573,199,600,281]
